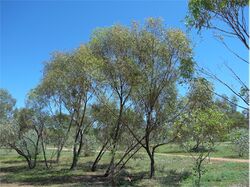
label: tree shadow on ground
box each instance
[2,159,57,165]
[158,150,184,154]
[1,172,111,186]
[115,171,148,186]
[78,161,110,171]
[0,165,28,172]
[2,160,25,164]
[0,164,192,186]
[157,169,192,186]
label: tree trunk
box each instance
[70,151,79,170]
[70,130,84,170]
[91,140,109,172]
[41,136,49,168]
[56,146,62,163]
[56,109,76,163]
[104,145,116,177]
[27,159,36,169]
[114,145,142,175]
[149,155,155,178]
[104,100,123,178]
[145,146,155,179]
[192,139,201,152]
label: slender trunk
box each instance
[70,127,81,170]
[91,140,109,172]
[114,141,142,169]
[104,144,116,177]
[56,145,63,163]
[145,145,155,179]
[41,136,49,168]
[70,130,84,170]
[70,151,79,170]
[149,153,155,178]
[55,109,76,164]
[104,100,123,178]
[114,145,142,175]
[196,160,202,187]
[70,96,88,170]
[145,112,155,179]
[30,134,40,169]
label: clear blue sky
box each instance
[1,0,248,109]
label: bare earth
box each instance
[156,153,250,163]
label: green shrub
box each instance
[229,128,249,157]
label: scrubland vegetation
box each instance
[1,0,249,186]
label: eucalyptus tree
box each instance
[0,88,16,122]
[0,89,17,150]
[179,78,229,151]
[0,89,41,169]
[177,78,229,186]
[35,88,71,165]
[89,25,141,179]
[184,78,215,151]
[0,105,44,169]
[38,53,72,163]
[130,18,194,178]
[25,88,55,168]
[40,45,99,169]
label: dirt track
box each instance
[46,147,250,163]
[156,153,250,163]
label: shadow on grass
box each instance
[159,150,184,154]
[78,161,110,171]
[116,171,148,186]
[1,163,191,186]
[2,159,57,165]
[2,174,111,186]
[221,155,248,159]
[1,165,145,187]
[0,165,28,172]
[157,169,191,186]
[2,160,26,164]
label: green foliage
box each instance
[0,89,17,148]
[1,16,246,183]
[178,78,229,149]
[0,120,18,147]
[215,96,248,130]
[41,45,100,112]
[188,77,214,109]
[229,128,249,157]
[0,89,16,122]
[186,0,248,31]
